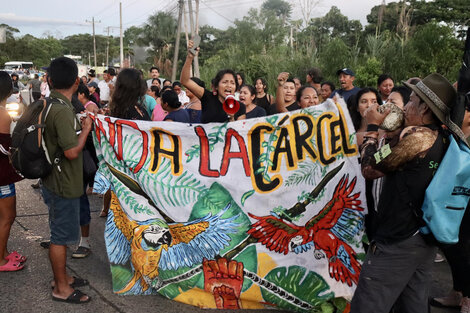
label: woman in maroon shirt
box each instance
[0,71,25,271]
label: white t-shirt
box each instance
[178,90,190,106]
[98,80,110,102]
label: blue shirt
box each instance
[164,109,190,123]
[142,94,156,116]
[246,106,267,119]
[335,87,361,102]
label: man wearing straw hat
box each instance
[350,73,468,313]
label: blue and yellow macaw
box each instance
[105,192,240,294]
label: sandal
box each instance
[6,251,27,263]
[0,258,25,272]
[52,289,91,304]
[51,276,89,289]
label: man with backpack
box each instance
[41,57,93,304]
[350,73,468,313]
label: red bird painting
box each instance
[248,175,364,286]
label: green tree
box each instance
[301,6,362,52]
[140,11,178,76]
[261,0,292,20]
[411,0,470,38]
[405,22,462,80]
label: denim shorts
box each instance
[0,184,15,199]
[41,186,80,246]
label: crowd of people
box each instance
[0,36,469,311]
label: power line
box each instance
[200,0,234,24]
[94,0,118,18]
[123,0,176,26]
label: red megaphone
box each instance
[222,95,240,115]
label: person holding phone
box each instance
[180,38,246,123]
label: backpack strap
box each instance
[396,129,447,227]
[41,97,64,171]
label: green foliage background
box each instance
[1,0,467,87]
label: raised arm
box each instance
[275,72,289,113]
[180,40,205,100]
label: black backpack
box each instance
[9,98,60,179]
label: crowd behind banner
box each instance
[1,27,470,312]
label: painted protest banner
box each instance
[91,99,367,312]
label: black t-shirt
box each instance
[200,89,246,123]
[285,101,300,111]
[255,94,272,114]
[373,130,447,244]
[71,95,85,114]
[246,105,267,119]
[269,101,300,114]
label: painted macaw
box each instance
[106,192,240,294]
[247,175,364,286]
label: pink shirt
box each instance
[151,102,168,121]
[84,101,95,109]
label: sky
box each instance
[1,0,382,39]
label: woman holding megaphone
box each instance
[180,39,246,123]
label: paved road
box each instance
[0,180,460,312]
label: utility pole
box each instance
[120,2,124,68]
[171,0,184,81]
[104,27,111,67]
[188,0,200,77]
[183,2,192,76]
[86,17,101,67]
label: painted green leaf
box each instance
[260,265,334,313]
[157,266,202,299]
[255,167,265,175]
[110,265,134,293]
[263,173,272,182]
[189,182,257,292]
[241,189,255,205]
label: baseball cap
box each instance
[87,81,98,88]
[336,68,355,76]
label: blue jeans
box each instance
[41,186,80,246]
[80,184,91,226]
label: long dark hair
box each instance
[213,69,238,94]
[77,83,91,100]
[162,90,182,109]
[0,71,13,101]
[110,68,147,118]
[348,87,382,130]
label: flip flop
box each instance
[52,289,91,304]
[51,276,89,289]
[0,258,25,272]
[6,251,27,263]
